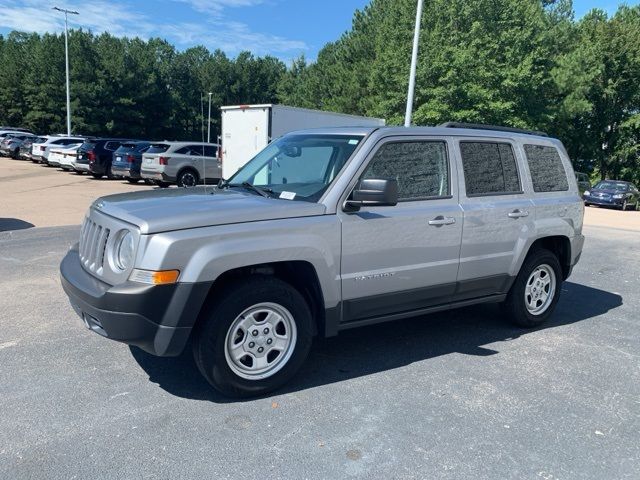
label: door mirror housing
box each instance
[345,178,398,211]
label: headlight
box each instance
[114,230,134,270]
[583,190,590,196]
[613,194,624,199]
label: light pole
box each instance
[53,6,79,136]
[207,92,213,143]
[404,0,424,127]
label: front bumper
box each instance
[583,195,624,207]
[60,246,212,356]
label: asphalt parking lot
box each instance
[1,158,639,479]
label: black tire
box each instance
[155,181,171,188]
[91,173,103,179]
[192,276,313,398]
[11,149,19,159]
[501,248,563,328]
[127,178,140,184]
[177,169,200,188]
[106,165,116,180]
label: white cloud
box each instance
[0,0,306,56]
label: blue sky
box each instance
[0,0,636,63]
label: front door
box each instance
[339,137,462,325]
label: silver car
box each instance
[140,142,221,187]
[60,124,585,398]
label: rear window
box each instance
[460,142,521,196]
[147,144,169,154]
[524,145,568,192]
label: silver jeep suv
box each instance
[60,124,585,397]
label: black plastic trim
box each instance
[60,247,212,356]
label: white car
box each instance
[49,144,83,169]
[31,136,85,164]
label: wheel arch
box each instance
[521,235,572,280]
[192,260,326,339]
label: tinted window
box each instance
[460,142,520,195]
[594,181,628,192]
[147,144,169,154]
[363,141,449,201]
[524,145,568,192]
[104,141,122,151]
[203,146,217,157]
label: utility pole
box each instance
[207,92,213,143]
[404,0,424,127]
[53,6,79,136]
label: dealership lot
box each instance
[1,161,639,479]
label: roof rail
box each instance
[438,122,548,137]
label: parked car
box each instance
[60,123,585,398]
[0,133,35,159]
[20,136,47,160]
[0,128,34,140]
[52,144,84,170]
[583,180,639,210]
[73,138,133,178]
[575,172,591,194]
[110,141,151,183]
[31,136,85,164]
[140,142,220,187]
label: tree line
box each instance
[1,0,639,182]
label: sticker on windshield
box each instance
[279,191,296,200]
[348,139,359,145]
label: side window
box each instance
[187,145,205,156]
[104,142,120,151]
[460,142,521,196]
[175,146,190,155]
[523,145,569,192]
[362,141,449,201]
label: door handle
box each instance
[508,209,529,218]
[428,216,456,226]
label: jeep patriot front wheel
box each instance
[193,276,313,398]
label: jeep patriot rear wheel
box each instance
[502,248,562,327]
[192,276,313,398]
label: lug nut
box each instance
[267,338,273,345]
[257,347,264,353]
[263,328,269,334]
[248,342,255,348]
[252,330,258,336]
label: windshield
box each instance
[226,134,364,202]
[594,181,628,192]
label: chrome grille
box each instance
[79,217,110,275]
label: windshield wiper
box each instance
[220,180,274,198]
[241,182,274,198]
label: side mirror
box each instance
[345,178,398,211]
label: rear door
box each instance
[339,136,462,325]
[455,138,534,299]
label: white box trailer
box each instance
[220,104,385,179]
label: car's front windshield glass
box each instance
[595,181,628,191]
[226,134,364,202]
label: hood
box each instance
[92,187,326,234]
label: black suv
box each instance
[76,138,135,179]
